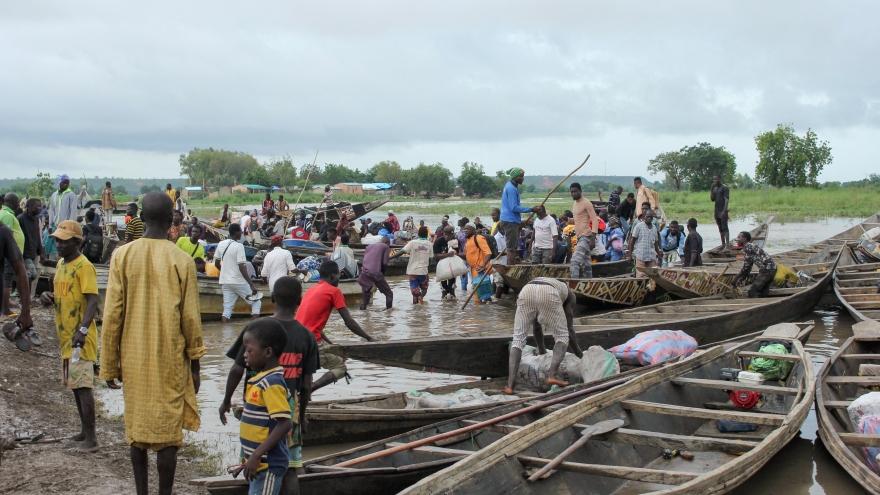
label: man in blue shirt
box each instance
[660,220,685,266]
[498,168,540,265]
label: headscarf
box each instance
[506,167,524,179]
[58,174,70,186]
[465,222,476,229]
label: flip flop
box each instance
[502,387,516,395]
[24,329,42,347]
[546,378,570,387]
[3,323,31,352]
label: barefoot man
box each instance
[100,192,206,495]
[42,220,121,453]
[503,277,583,394]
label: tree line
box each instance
[648,123,835,191]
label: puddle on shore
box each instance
[98,218,870,492]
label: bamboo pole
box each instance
[292,150,319,212]
[523,154,591,225]
[334,375,631,468]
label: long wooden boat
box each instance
[402,323,815,495]
[298,323,814,448]
[816,321,880,495]
[834,245,880,322]
[491,259,633,291]
[332,250,835,377]
[289,196,392,223]
[702,215,774,262]
[563,276,665,308]
[88,265,363,319]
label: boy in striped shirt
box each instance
[239,319,292,494]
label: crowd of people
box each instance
[0,168,762,495]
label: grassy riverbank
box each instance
[183,187,878,224]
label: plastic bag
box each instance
[749,343,794,381]
[404,388,520,409]
[848,392,880,431]
[580,346,620,383]
[608,330,698,366]
[435,256,469,282]
[858,414,880,474]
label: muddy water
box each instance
[98,217,871,493]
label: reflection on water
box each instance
[98,218,872,492]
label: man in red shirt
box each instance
[296,261,375,391]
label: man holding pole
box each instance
[498,168,540,265]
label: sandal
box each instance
[3,323,32,352]
[24,329,42,347]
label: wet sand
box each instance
[96,217,872,493]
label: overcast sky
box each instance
[2,1,878,182]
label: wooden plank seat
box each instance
[620,400,785,426]
[672,377,800,396]
[736,351,803,362]
[517,456,699,484]
[601,427,759,453]
[824,376,880,386]
[838,433,880,447]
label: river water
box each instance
[99,215,870,493]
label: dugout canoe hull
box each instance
[401,324,815,495]
[815,325,880,495]
[492,259,633,291]
[834,245,880,322]
[292,197,392,223]
[332,263,834,377]
[562,276,667,308]
[701,216,774,262]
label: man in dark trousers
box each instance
[710,174,730,249]
[731,231,776,298]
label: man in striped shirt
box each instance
[124,203,144,244]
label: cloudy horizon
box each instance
[2,1,878,182]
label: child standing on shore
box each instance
[239,319,292,495]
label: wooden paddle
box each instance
[523,154,591,225]
[334,376,631,468]
[292,150,320,213]
[527,418,625,482]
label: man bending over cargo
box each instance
[296,261,375,391]
[504,277,583,394]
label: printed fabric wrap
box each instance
[608,330,698,366]
[858,414,880,474]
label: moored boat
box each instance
[563,276,664,307]
[401,323,815,495]
[331,249,835,377]
[815,321,880,494]
[834,245,880,322]
[701,215,774,262]
[491,259,633,291]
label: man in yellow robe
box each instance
[100,191,206,495]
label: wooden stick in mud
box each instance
[334,375,631,468]
[460,251,505,310]
[523,154,591,225]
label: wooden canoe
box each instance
[331,251,835,377]
[815,321,880,494]
[296,322,815,448]
[88,265,364,319]
[834,245,880,322]
[291,197,392,223]
[563,276,664,308]
[401,323,815,495]
[491,259,634,291]
[701,215,774,262]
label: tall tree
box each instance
[754,124,832,188]
[647,151,687,191]
[243,166,272,186]
[265,156,297,190]
[179,147,260,188]
[372,160,405,183]
[323,163,365,185]
[457,162,496,196]
[679,142,737,191]
[405,162,453,196]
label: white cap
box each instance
[388,210,394,215]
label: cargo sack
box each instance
[580,345,620,383]
[749,343,794,381]
[858,414,880,474]
[773,264,799,288]
[516,345,584,391]
[435,255,468,282]
[608,330,698,366]
[330,249,358,279]
[297,255,323,282]
[848,392,880,431]
[404,388,520,409]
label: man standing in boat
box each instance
[626,209,662,276]
[710,174,730,249]
[499,168,540,265]
[503,277,582,395]
[102,181,117,225]
[731,231,776,298]
[569,183,599,278]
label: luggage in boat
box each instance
[435,255,468,282]
[608,330,698,365]
[749,343,794,380]
[297,255,323,282]
[330,249,359,279]
[773,263,799,287]
[517,345,619,391]
[580,346,620,382]
[848,392,880,431]
[857,414,880,474]
[404,388,520,409]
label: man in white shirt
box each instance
[530,205,558,264]
[390,226,433,304]
[215,223,261,322]
[260,235,297,293]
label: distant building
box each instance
[335,183,364,195]
[454,186,465,197]
[232,184,269,194]
[180,186,203,200]
[363,183,400,195]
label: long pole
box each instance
[460,251,505,310]
[334,375,630,468]
[523,154,590,225]
[293,150,319,212]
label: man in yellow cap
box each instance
[41,220,120,453]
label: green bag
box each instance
[750,343,794,380]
